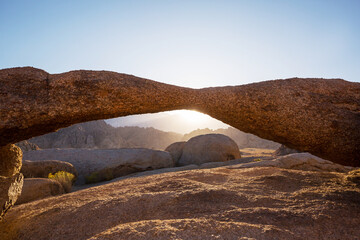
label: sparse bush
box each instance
[48,171,75,193]
[253,158,262,162]
[345,169,360,185]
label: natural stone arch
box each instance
[0,67,359,167]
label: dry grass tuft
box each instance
[48,171,75,193]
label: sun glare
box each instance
[169,110,209,123]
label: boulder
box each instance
[0,144,23,219]
[21,160,78,179]
[0,144,22,178]
[23,148,174,184]
[0,67,359,166]
[178,134,241,166]
[165,141,186,165]
[0,173,23,220]
[16,178,65,205]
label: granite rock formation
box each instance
[0,173,23,220]
[0,166,359,239]
[178,134,241,166]
[0,145,23,219]
[1,66,359,219]
[23,148,173,184]
[1,67,359,166]
[0,144,22,178]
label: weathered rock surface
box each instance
[23,148,173,184]
[231,153,354,172]
[0,67,359,166]
[0,173,23,220]
[274,144,301,156]
[0,144,23,219]
[165,141,186,165]
[178,134,241,166]
[16,178,65,205]
[0,167,359,239]
[21,160,78,179]
[0,144,22,178]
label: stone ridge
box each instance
[0,67,359,166]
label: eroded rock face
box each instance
[178,134,241,166]
[0,145,23,219]
[0,144,22,178]
[1,67,359,166]
[0,173,23,220]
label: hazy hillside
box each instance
[28,120,280,150]
[106,110,228,134]
[29,120,183,150]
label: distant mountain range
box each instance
[25,120,280,150]
[105,110,229,134]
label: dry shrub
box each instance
[48,171,75,193]
[345,169,360,185]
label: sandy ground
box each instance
[0,165,359,240]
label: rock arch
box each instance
[1,66,360,219]
[1,67,359,167]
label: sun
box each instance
[169,110,209,123]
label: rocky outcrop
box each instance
[21,160,78,179]
[16,178,65,205]
[0,145,23,219]
[164,141,186,165]
[178,134,241,166]
[0,144,22,178]
[0,67,359,167]
[0,166,359,239]
[23,148,173,184]
[0,173,23,220]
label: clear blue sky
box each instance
[1,0,359,88]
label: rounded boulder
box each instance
[178,134,241,166]
[165,141,186,165]
[16,178,65,205]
